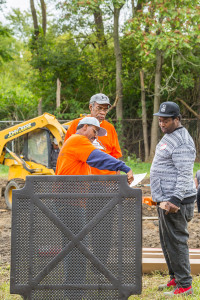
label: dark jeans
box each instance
[157,202,194,288]
[197,187,200,212]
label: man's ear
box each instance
[89,104,93,112]
[175,117,180,124]
[83,124,88,132]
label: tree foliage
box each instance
[125,0,200,101]
[0,24,14,64]
[0,0,200,158]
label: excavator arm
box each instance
[5,147,39,174]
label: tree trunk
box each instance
[38,98,42,115]
[149,48,163,159]
[40,0,46,35]
[56,78,61,110]
[30,0,39,36]
[140,70,149,161]
[93,6,107,47]
[114,7,123,120]
[131,0,135,16]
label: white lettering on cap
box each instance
[161,104,166,112]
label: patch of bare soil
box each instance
[142,178,200,249]
[0,176,199,271]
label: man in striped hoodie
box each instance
[150,101,196,297]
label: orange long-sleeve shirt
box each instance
[64,117,122,175]
[56,134,96,175]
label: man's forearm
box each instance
[87,149,130,173]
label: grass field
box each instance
[125,161,200,178]
[125,161,151,177]
[0,165,9,178]
[1,264,200,299]
[1,161,200,178]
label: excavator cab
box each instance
[0,113,66,209]
[23,129,52,168]
[4,128,58,209]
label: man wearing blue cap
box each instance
[150,101,196,296]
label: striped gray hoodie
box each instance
[150,127,196,207]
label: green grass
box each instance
[0,160,200,178]
[193,163,200,177]
[0,265,22,299]
[1,265,200,299]
[125,161,200,178]
[0,165,9,178]
[125,160,151,177]
[129,272,200,299]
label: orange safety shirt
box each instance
[64,116,122,175]
[55,134,96,175]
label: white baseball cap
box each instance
[53,138,58,145]
[78,117,107,136]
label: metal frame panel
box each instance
[10,175,142,300]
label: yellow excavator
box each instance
[0,113,67,209]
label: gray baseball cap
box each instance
[78,117,107,136]
[89,93,111,107]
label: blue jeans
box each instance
[157,202,194,288]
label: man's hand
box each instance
[127,170,134,185]
[164,202,179,215]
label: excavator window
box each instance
[24,128,51,167]
[6,136,26,158]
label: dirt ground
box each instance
[0,177,200,270]
[141,178,200,249]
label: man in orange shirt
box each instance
[63,96,124,275]
[56,117,133,291]
[64,93,122,175]
[56,117,133,182]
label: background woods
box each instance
[0,0,200,161]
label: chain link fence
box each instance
[111,118,199,161]
[0,118,199,161]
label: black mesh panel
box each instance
[11,175,142,300]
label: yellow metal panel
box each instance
[5,159,55,181]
